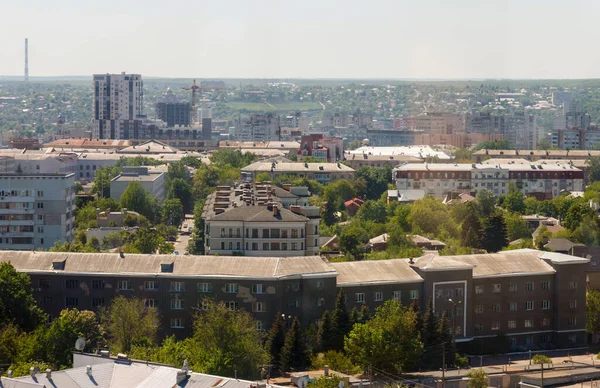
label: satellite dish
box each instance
[75,338,86,351]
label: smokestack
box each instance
[24,38,29,82]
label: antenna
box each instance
[24,38,29,82]
[75,337,86,351]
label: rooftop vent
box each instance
[86,365,92,376]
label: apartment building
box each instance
[554,102,591,130]
[0,173,76,250]
[472,149,600,163]
[465,112,539,149]
[1,249,588,350]
[241,162,355,184]
[415,113,465,135]
[552,127,600,150]
[0,153,77,175]
[93,73,144,140]
[235,114,280,142]
[344,153,422,169]
[393,162,584,198]
[298,134,344,162]
[203,183,320,256]
[110,166,167,202]
[155,88,191,128]
[332,250,587,350]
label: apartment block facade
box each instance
[393,162,584,198]
[92,73,144,140]
[0,173,76,250]
[235,114,280,142]
[1,249,588,351]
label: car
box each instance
[172,250,180,255]
[183,251,189,255]
[167,236,176,242]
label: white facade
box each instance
[393,163,584,198]
[93,73,143,140]
[0,173,76,250]
[235,114,280,142]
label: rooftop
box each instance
[44,138,132,149]
[219,141,300,150]
[348,145,451,160]
[544,238,586,252]
[474,149,600,158]
[241,161,355,173]
[208,205,309,222]
[394,162,581,172]
[331,259,424,286]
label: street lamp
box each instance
[448,298,462,337]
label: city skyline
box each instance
[3,0,600,79]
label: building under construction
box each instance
[155,89,191,127]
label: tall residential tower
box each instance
[92,73,144,139]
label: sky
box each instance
[2,0,600,79]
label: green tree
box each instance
[421,299,441,370]
[564,201,597,230]
[321,199,337,227]
[187,299,268,379]
[162,198,184,226]
[311,351,360,375]
[166,178,194,213]
[100,296,159,354]
[43,309,103,369]
[339,228,365,257]
[124,227,165,254]
[476,189,495,217]
[503,183,525,214]
[467,369,488,388]
[307,374,345,388]
[356,200,387,223]
[438,312,456,368]
[73,181,84,194]
[481,210,508,252]
[504,212,530,241]
[356,166,392,200]
[587,290,600,334]
[587,155,600,183]
[461,203,482,248]
[120,181,155,222]
[331,290,351,352]
[255,172,271,182]
[573,216,600,245]
[0,263,46,331]
[92,165,122,198]
[281,317,311,373]
[266,313,287,376]
[317,310,336,352]
[345,300,422,375]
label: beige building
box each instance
[415,112,465,135]
[241,162,355,184]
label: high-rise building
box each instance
[552,91,573,106]
[465,112,539,149]
[93,73,144,140]
[0,173,76,250]
[235,114,280,142]
[415,112,465,135]
[155,89,191,128]
[554,102,591,130]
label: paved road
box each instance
[173,233,190,253]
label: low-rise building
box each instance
[203,183,320,257]
[110,166,167,202]
[241,162,355,184]
[96,208,140,227]
[0,173,75,250]
[344,152,422,169]
[393,162,584,198]
[472,149,600,163]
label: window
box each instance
[91,280,105,289]
[286,299,299,309]
[170,282,184,292]
[568,334,577,344]
[508,302,518,312]
[492,304,501,313]
[253,302,265,312]
[291,242,298,251]
[444,289,453,298]
[525,320,534,328]
[66,279,79,289]
[42,296,52,306]
[144,281,158,290]
[225,283,239,293]
[410,290,419,300]
[475,285,484,294]
[474,324,483,332]
[199,300,210,310]
[256,321,264,331]
[492,284,501,293]
[170,318,184,328]
[569,281,578,290]
[144,299,156,308]
[262,229,270,238]
[491,322,500,331]
[316,297,325,306]
[37,202,44,209]
[525,282,534,291]
[291,229,298,238]
[526,301,534,311]
[541,281,551,290]
[37,191,44,197]
[65,297,79,308]
[285,283,300,292]
[541,318,550,327]
[568,317,577,326]
[542,300,550,310]
[475,305,484,314]
[316,281,324,289]
[221,242,225,250]
[508,320,516,329]
[252,284,265,294]
[39,279,51,289]
[171,299,183,310]
[541,334,551,344]
[393,291,401,301]
[118,280,132,291]
[569,300,577,309]
[263,243,269,250]
[227,301,239,311]
[356,293,365,303]
[455,288,464,297]
[435,289,443,299]
[374,292,383,301]
[92,298,104,308]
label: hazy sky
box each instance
[2,0,600,79]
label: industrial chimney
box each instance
[24,38,29,82]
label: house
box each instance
[344,198,365,216]
[544,238,585,254]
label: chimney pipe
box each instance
[30,367,35,377]
[7,370,12,378]
[324,365,329,376]
[46,369,52,379]
[86,365,92,376]
[273,204,278,215]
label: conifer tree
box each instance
[481,210,508,252]
[317,310,335,352]
[280,317,311,372]
[438,311,456,367]
[331,289,350,351]
[421,299,442,370]
[265,313,286,376]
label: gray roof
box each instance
[0,251,336,279]
[331,259,424,286]
[241,162,355,173]
[208,206,309,222]
[2,354,286,388]
[544,238,585,252]
[272,186,299,199]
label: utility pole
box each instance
[540,361,544,388]
[442,342,446,388]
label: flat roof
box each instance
[331,259,424,286]
[242,162,355,173]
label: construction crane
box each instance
[181,79,201,108]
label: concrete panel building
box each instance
[110,166,166,202]
[235,114,280,142]
[0,173,76,250]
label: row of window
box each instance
[218,227,307,239]
[474,299,564,313]
[473,317,577,332]
[168,317,266,330]
[474,281,558,294]
[217,241,306,251]
[355,290,419,303]
[0,190,43,197]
